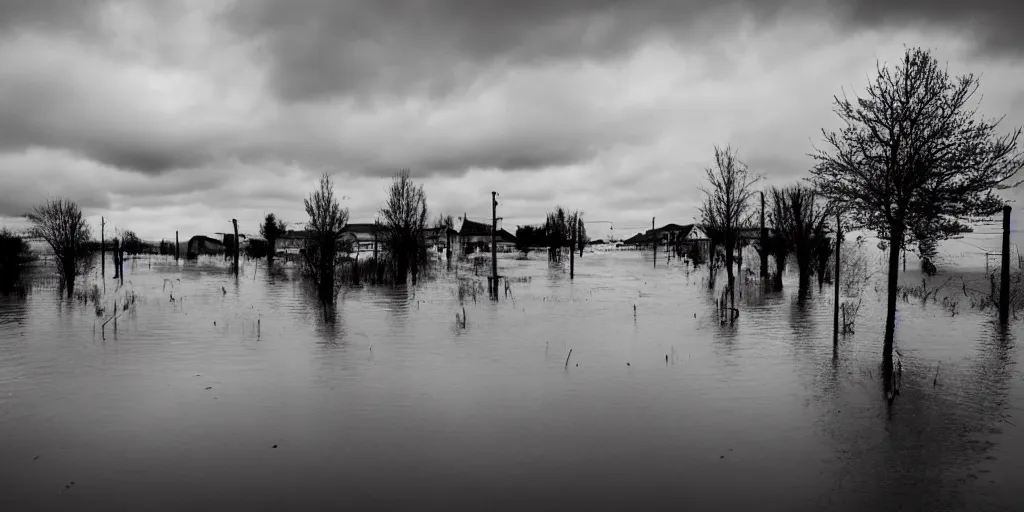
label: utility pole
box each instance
[833,212,841,350]
[232,219,239,276]
[570,215,576,280]
[491,192,499,299]
[1000,205,1012,325]
[113,236,119,280]
[175,231,179,261]
[760,192,767,280]
[101,217,105,277]
[652,216,656,268]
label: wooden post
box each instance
[491,192,498,298]
[175,231,179,261]
[232,219,239,275]
[100,217,105,277]
[373,219,379,260]
[833,213,841,349]
[652,217,656,268]
[570,218,575,280]
[760,192,767,280]
[1000,205,1011,325]
[112,238,119,279]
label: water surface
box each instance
[1,251,1021,510]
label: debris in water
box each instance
[626,362,630,367]
[33,456,39,460]
[205,386,212,390]
[272,444,278,449]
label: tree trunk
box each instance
[796,247,812,294]
[725,237,735,305]
[882,224,903,399]
[396,251,409,285]
[773,253,786,291]
[318,242,335,303]
[63,252,75,298]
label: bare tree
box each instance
[766,187,792,291]
[433,213,454,231]
[699,145,763,305]
[27,198,93,298]
[544,207,570,261]
[121,230,144,256]
[769,185,831,294]
[809,46,1023,397]
[304,173,350,303]
[259,213,286,267]
[380,170,428,285]
[576,216,587,256]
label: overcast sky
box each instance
[1,0,1022,242]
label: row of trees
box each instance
[10,169,437,302]
[299,170,430,304]
[699,46,1022,398]
[514,207,587,260]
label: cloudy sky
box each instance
[1,0,1023,242]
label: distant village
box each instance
[69,217,725,262]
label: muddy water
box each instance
[0,251,1021,510]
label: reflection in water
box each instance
[0,253,1023,509]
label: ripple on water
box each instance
[0,252,1021,510]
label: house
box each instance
[186,235,225,258]
[277,230,309,255]
[340,223,382,255]
[454,214,516,254]
[622,223,710,256]
[423,226,459,253]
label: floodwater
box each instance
[1,250,1022,510]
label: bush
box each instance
[0,228,34,289]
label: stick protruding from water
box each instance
[565,349,572,368]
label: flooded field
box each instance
[1,250,1022,510]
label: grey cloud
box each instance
[220,0,1024,104]
[0,69,223,174]
[0,0,103,36]
[219,0,808,103]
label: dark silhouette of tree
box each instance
[260,213,286,267]
[699,145,763,304]
[766,187,792,291]
[768,185,831,294]
[0,228,33,290]
[27,198,92,298]
[813,221,835,290]
[121,230,144,256]
[514,225,544,256]
[304,173,350,303]
[809,46,1023,398]
[433,213,454,231]
[576,216,587,256]
[380,169,428,285]
[544,207,570,261]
